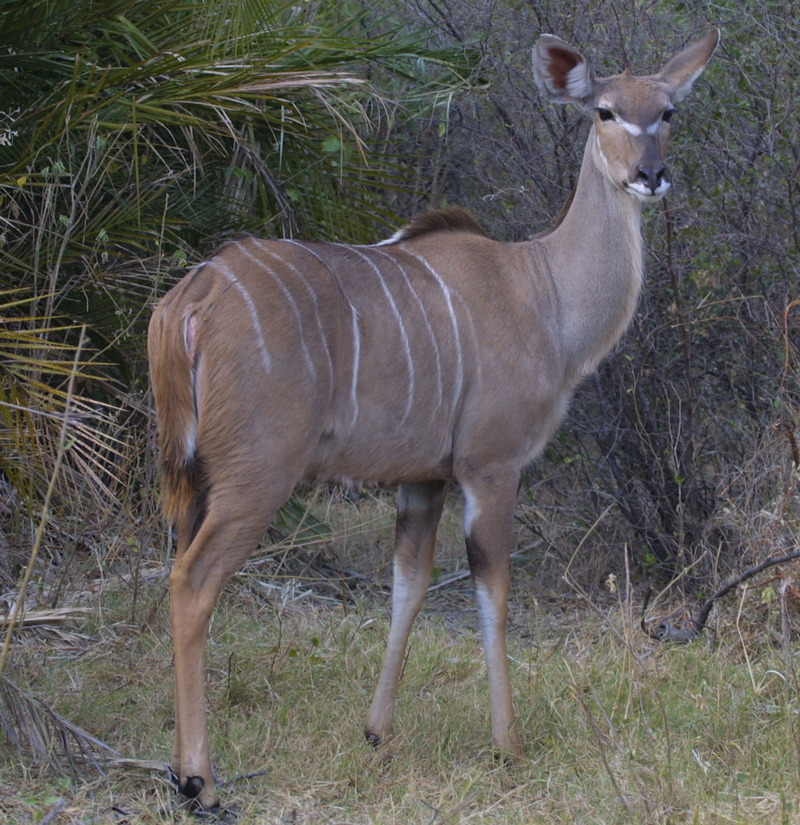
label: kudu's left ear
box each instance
[532,34,595,106]
[655,29,720,103]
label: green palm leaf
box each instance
[0,0,473,531]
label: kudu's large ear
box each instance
[655,29,720,103]
[532,35,595,106]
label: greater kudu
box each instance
[148,29,719,809]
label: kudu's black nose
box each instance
[637,164,667,194]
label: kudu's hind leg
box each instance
[169,490,286,810]
[169,517,194,788]
[365,480,449,747]
[461,468,524,758]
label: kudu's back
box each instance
[149,209,565,525]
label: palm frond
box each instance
[0,676,117,777]
[0,0,475,543]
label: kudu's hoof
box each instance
[167,773,222,817]
[181,775,207,799]
[364,730,394,769]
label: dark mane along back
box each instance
[386,206,487,244]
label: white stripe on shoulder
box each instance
[282,239,361,427]
[400,248,464,409]
[256,240,334,386]
[352,248,415,423]
[372,248,444,412]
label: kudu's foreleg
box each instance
[462,468,523,758]
[365,480,449,747]
[169,497,278,811]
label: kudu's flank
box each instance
[149,30,718,809]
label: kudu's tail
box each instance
[147,299,201,526]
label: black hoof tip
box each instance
[364,731,381,748]
[181,775,206,799]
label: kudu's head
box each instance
[533,30,719,203]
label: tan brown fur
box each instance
[148,30,719,811]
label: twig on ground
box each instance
[38,797,66,825]
[642,549,800,642]
[218,769,268,788]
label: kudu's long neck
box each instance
[534,126,645,378]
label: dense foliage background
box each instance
[0,0,797,605]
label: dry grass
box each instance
[2,488,800,824]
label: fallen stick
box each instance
[642,549,800,642]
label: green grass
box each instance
[3,559,800,824]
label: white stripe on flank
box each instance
[256,240,334,387]
[453,291,481,395]
[283,240,361,428]
[373,249,444,412]
[352,248,415,423]
[216,263,271,374]
[401,248,464,409]
[234,241,316,379]
[349,308,361,427]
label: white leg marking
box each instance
[234,241,316,379]
[461,483,481,536]
[352,248,415,423]
[391,556,416,624]
[474,580,504,661]
[399,248,464,410]
[373,249,444,412]
[215,263,271,373]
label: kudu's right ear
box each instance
[532,35,595,106]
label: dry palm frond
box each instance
[0,606,93,652]
[0,676,118,777]
[0,606,91,629]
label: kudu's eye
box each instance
[596,107,615,122]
